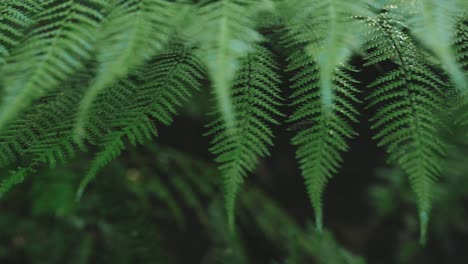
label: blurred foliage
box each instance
[0,143,366,263]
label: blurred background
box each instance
[0,55,467,264]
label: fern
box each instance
[74,0,185,136]
[188,0,263,129]
[77,47,203,198]
[207,45,282,230]
[280,0,370,112]
[408,0,467,91]
[0,47,203,198]
[0,0,45,67]
[0,0,106,128]
[363,9,448,243]
[286,43,360,231]
[0,0,466,251]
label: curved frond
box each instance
[206,45,282,230]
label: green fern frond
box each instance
[206,45,282,230]
[408,0,467,91]
[0,167,30,198]
[74,0,185,137]
[287,47,360,232]
[76,133,125,200]
[0,87,82,168]
[280,0,370,113]
[188,0,263,130]
[0,0,106,129]
[363,11,449,243]
[0,0,45,67]
[76,48,203,198]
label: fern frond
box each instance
[76,133,125,200]
[76,48,203,198]
[287,46,360,231]
[408,0,467,91]
[363,11,449,243]
[0,167,30,198]
[0,0,45,67]
[280,0,370,112]
[0,87,82,168]
[188,0,263,130]
[74,0,185,137]
[0,0,106,129]
[206,45,282,230]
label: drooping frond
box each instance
[206,45,282,230]
[363,10,449,243]
[286,45,360,231]
[74,0,186,137]
[0,0,45,67]
[408,0,467,91]
[188,0,263,129]
[0,0,107,128]
[280,0,370,112]
[77,47,203,198]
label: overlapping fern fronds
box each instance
[0,47,203,198]
[0,0,107,129]
[408,0,467,91]
[187,0,264,130]
[0,0,45,67]
[75,0,186,136]
[279,0,370,112]
[77,47,203,198]
[0,0,466,247]
[363,8,449,243]
[207,45,282,230]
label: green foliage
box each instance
[362,8,449,243]
[207,45,282,230]
[286,46,360,231]
[187,0,264,130]
[0,0,467,256]
[0,0,107,128]
[280,0,370,111]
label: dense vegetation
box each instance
[0,0,467,263]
